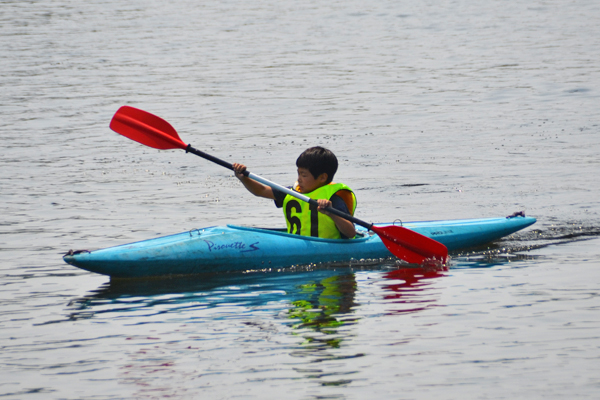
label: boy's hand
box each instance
[232,163,275,200]
[232,163,247,180]
[316,198,357,238]
[316,199,333,215]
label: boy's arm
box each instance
[233,163,275,200]
[316,199,357,239]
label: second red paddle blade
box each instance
[372,225,448,264]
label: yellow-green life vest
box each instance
[282,183,357,239]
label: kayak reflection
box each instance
[68,268,360,322]
[68,264,448,324]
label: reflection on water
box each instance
[68,270,324,321]
[288,274,357,333]
[285,273,361,388]
[382,267,447,315]
[67,264,449,390]
[70,265,448,324]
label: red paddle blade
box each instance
[110,106,187,150]
[372,225,448,265]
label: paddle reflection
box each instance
[381,264,448,315]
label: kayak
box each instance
[63,215,536,278]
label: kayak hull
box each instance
[63,216,536,278]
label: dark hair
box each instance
[296,146,338,184]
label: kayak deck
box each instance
[63,216,536,278]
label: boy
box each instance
[233,147,357,239]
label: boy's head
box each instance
[296,147,338,185]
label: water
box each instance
[1,0,599,398]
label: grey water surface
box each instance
[1,0,599,398]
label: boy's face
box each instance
[297,167,328,193]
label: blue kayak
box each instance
[63,215,535,278]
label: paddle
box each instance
[109,105,448,264]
